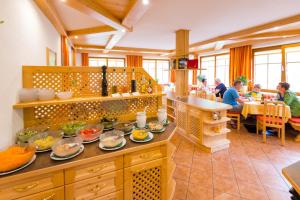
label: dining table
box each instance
[241,101,291,122]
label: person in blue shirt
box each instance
[223,80,248,113]
[215,78,227,98]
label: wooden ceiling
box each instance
[35,0,300,57]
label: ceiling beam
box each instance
[77,49,169,58]
[234,29,300,40]
[34,0,67,36]
[190,13,300,48]
[67,25,116,36]
[62,0,129,31]
[74,44,173,54]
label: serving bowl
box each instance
[113,121,134,133]
[16,125,49,143]
[148,121,164,131]
[57,91,73,100]
[61,121,86,136]
[101,118,117,130]
[78,124,104,142]
[51,136,82,157]
[99,130,124,148]
[38,88,55,101]
[29,130,63,151]
[18,88,38,102]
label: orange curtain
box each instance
[192,71,197,85]
[61,36,69,66]
[126,55,143,67]
[229,45,252,86]
[72,48,76,66]
[170,70,176,83]
[81,53,89,66]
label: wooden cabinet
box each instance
[93,190,123,200]
[124,158,168,200]
[0,171,64,200]
[65,156,123,184]
[65,170,123,200]
[15,187,64,200]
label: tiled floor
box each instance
[170,126,300,200]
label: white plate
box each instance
[36,148,51,153]
[0,155,36,176]
[50,145,84,161]
[99,138,126,151]
[82,137,99,144]
[63,134,77,138]
[130,132,154,143]
[150,127,166,133]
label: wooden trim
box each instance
[122,0,150,29]
[253,45,282,52]
[190,14,300,48]
[105,32,126,50]
[67,25,116,36]
[236,29,300,40]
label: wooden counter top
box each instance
[167,92,232,112]
[282,161,300,194]
[0,123,176,183]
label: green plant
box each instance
[236,76,248,85]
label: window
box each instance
[253,49,282,90]
[88,57,125,67]
[200,54,229,86]
[142,59,170,84]
[285,46,300,92]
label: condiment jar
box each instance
[157,109,167,123]
[136,112,146,128]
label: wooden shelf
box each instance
[167,114,176,119]
[13,93,165,109]
[204,128,231,136]
[203,117,230,125]
[167,105,175,109]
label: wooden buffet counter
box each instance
[167,92,232,152]
[0,123,176,200]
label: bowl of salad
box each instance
[78,124,104,143]
[16,126,49,143]
[61,121,86,137]
[29,130,63,152]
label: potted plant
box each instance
[236,76,248,93]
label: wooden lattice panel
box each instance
[176,102,187,131]
[21,66,162,128]
[24,97,159,128]
[132,167,161,200]
[23,66,161,97]
[188,109,202,139]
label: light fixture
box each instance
[74,35,78,39]
[282,36,287,38]
[142,0,149,5]
[79,47,82,49]
[121,29,126,33]
[273,26,280,30]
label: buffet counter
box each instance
[167,92,232,152]
[0,123,176,200]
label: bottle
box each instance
[140,75,147,94]
[112,68,117,94]
[121,68,128,93]
[131,68,137,93]
[147,79,153,94]
[101,65,108,96]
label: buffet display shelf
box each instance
[167,105,175,110]
[13,93,165,109]
[203,117,231,125]
[204,128,231,136]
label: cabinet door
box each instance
[124,158,167,200]
[15,186,64,200]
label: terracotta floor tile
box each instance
[237,180,269,200]
[173,179,188,200]
[234,166,261,185]
[191,156,212,171]
[174,165,191,182]
[213,175,240,196]
[187,183,213,200]
[265,188,291,200]
[189,168,213,188]
[258,174,289,192]
[214,193,242,200]
[213,161,234,178]
[174,154,193,167]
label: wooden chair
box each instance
[227,112,241,130]
[256,101,286,145]
[288,117,300,142]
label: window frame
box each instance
[142,59,170,85]
[88,57,125,67]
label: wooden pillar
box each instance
[175,29,189,97]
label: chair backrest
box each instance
[263,101,286,126]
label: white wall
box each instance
[0,0,61,149]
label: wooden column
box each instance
[175,29,189,97]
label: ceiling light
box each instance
[282,36,288,38]
[79,47,82,49]
[142,0,149,5]
[74,35,78,39]
[121,29,126,33]
[273,26,280,30]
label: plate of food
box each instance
[113,121,134,135]
[0,143,36,175]
[50,137,83,160]
[130,129,153,143]
[99,130,125,150]
[61,121,86,137]
[29,130,63,152]
[101,118,117,131]
[78,124,104,144]
[147,121,165,133]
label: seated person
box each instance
[223,80,248,113]
[245,84,262,101]
[276,83,284,101]
[199,78,210,93]
[215,78,227,98]
[278,82,300,117]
